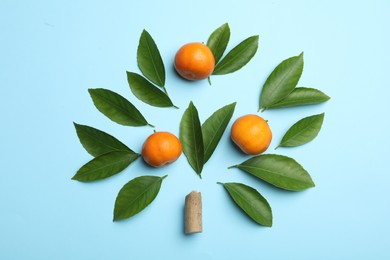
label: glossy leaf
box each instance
[126,72,176,108]
[220,182,272,226]
[259,53,304,111]
[277,113,325,148]
[202,102,236,163]
[229,154,315,191]
[137,29,165,88]
[268,87,330,109]
[212,35,259,75]
[72,151,139,182]
[206,23,231,64]
[74,123,133,157]
[180,101,204,177]
[113,175,166,221]
[88,88,152,127]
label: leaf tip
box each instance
[264,221,273,227]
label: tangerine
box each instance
[142,131,182,167]
[174,42,215,80]
[230,114,272,155]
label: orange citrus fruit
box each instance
[230,114,272,155]
[174,42,215,80]
[142,131,182,167]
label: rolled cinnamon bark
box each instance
[184,191,202,234]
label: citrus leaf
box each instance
[229,154,315,191]
[212,35,259,75]
[113,175,166,221]
[277,113,325,148]
[73,123,134,157]
[206,23,230,64]
[219,182,272,227]
[137,29,165,88]
[259,53,304,111]
[180,101,204,177]
[88,88,152,127]
[126,71,176,108]
[268,87,330,109]
[202,102,236,163]
[72,151,139,182]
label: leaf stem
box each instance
[274,145,280,150]
[147,123,155,128]
[216,182,224,185]
[227,165,238,169]
[208,76,212,86]
[172,104,180,109]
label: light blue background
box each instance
[1,0,389,259]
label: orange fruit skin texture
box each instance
[174,42,215,80]
[230,114,272,155]
[142,131,182,167]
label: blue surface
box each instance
[1,0,390,259]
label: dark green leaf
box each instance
[73,123,134,157]
[113,175,166,221]
[212,35,259,75]
[259,53,304,111]
[126,72,176,108]
[137,30,165,88]
[206,23,230,64]
[229,154,315,191]
[268,87,330,109]
[277,113,325,148]
[72,151,139,182]
[202,102,236,163]
[180,101,204,177]
[219,182,272,226]
[88,88,152,127]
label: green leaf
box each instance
[277,113,325,148]
[72,151,139,182]
[88,88,152,127]
[206,23,231,64]
[137,29,165,88]
[229,154,315,191]
[212,35,259,75]
[126,72,176,108]
[73,123,134,157]
[219,182,272,226]
[202,102,236,163]
[268,87,330,109]
[259,53,304,111]
[113,175,166,221]
[180,101,204,177]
